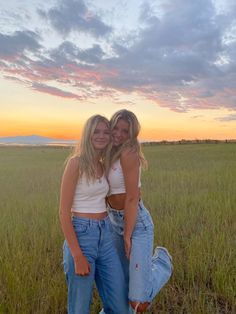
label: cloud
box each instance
[0,31,41,58]
[38,0,112,37]
[50,41,106,65]
[98,0,236,112]
[217,113,236,121]
[191,115,204,119]
[31,82,82,99]
[3,75,28,85]
[106,0,223,87]
[1,0,236,114]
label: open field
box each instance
[0,144,235,314]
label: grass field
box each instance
[0,144,235,314]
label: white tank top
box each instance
[108,159,141,195]
[71,174,109,213]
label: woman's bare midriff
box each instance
[72,211,108,219]
[107,190,141,210]
[107,193,126,210]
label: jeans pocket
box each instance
[135,218,146,230]
[136,213,154,230]
[77,224,89,234]
[73,220,90,235]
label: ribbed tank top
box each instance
[108,159,141,195]
[71,174,109,213]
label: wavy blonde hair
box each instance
[106,109,147,170]
[71,115,110,181]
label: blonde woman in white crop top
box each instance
[107,110,173,313]
[59,115,129,314]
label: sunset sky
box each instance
[1,0,236,140]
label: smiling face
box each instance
[91,121,110,151]
[112,118,130,146]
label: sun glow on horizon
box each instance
[1,72,236,142]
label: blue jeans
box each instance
[107,200,173,303]
[63,216,129,314]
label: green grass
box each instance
[0,144,235,314]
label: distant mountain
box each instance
[0,135,77,146]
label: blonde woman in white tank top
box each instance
[106,110,173,313]
[59,115,129,314]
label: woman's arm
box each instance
[120,149,140,258]
[59,157,90,275]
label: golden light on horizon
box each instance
[1,78,236,141]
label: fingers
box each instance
[74,260,91,276]
[78,265,91,276]
[125,242,131,259]
[78,271,90,276]
[126,248,130,259]
[76,267,90,276]
[125,245,129,258]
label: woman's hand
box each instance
[124,235,132,259]
[74,254,91,276]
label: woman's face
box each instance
[112,118,130,146]
[91,121,110,151]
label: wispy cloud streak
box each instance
[217,113,236,121]
[31,82,82,99]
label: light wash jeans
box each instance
[63,216,129,314]
[107,200,173,304]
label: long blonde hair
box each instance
[107,109,147,170]
[71,115,110,181]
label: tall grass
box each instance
[0,144,235,313]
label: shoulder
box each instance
[120,148,139,166]
[121,147,138,159]
[65,156,80,172]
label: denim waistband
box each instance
[72,215,110,226]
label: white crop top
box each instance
[108,159,141,195]
[71,174,109,213]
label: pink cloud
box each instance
[31,82,82,99]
